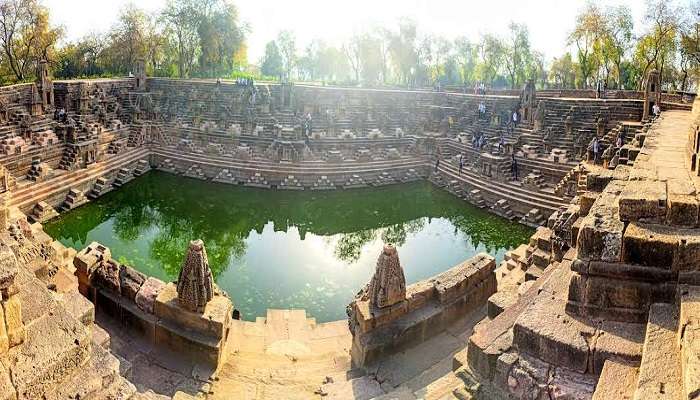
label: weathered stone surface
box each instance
[592,360,638,400]
[679,285,700,400]
[618,180,667,223]
[8,304,90,399]
[488,290,517,319]
[576,193,624,262]
[667,193,699,226]
[91,260,121,294]
[514,293,594,373]
[177,239,214,313]
[2,296,24,348]
[135,277,166,314]
[622,223,700,271]
[60,290,94,326]
[119,264,146,301]
[367,244,406,309]
[634,303,682,400]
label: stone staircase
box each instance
[58,145,79,170]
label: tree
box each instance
[343,34,362,83]
[454,36,477,85]
[276,30,296,81]
[101,5,150,75]
[600,5,633,88]
[161,0,200,78]
[260,40,282,79]
[0,0,62,81]
[503,22,532,89]
[635,0,680,89]
[549,53,577,88]
[476,33,505,86]
[196,0,246,77]
[388,18,419,86]
[568,2,605,88]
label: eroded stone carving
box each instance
[367,244,406,308]
[176,239,214,313]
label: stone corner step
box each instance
[592,360,638,400]
[633,302,682,400]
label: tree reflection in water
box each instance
[45,171,534,321]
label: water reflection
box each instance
[45,171,533,321]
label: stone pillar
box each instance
[30,84,43,116]
[520,79,537,123]
[135,58,147,91]
[36,59,53,107]
[77,82,89,113]
[642,69,661,121]
[176,239,214,313]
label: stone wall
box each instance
[74,241,234,367]
[348,253,496,367]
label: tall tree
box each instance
[277,30,296,81]
[569,1,605,88]
[454,36,477,84]
[503,22,532,89]
[635,0,680,89]
[260,40,282,79]
[161,0,200,78]
[0,0,62,81]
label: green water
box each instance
[44,171,534,322]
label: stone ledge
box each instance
[350,253,496,367]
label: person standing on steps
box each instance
[510,153,519,181]
[435,156,440,172]
[459,154,464,175]
[592,137,600,164]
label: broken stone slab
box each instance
[119,264,146,301]
[622,222,700,271]
[91,260,120,294]
[618,180,667,223]
[135,276,166,314]
[666,193,699,226]
[576,193,624,262]
[513,292,595,374]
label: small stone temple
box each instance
[177,239,215,313]
[0,60,695,398]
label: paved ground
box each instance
[98,305,487,399]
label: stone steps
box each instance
[437,163,564,215]
[633,303,682,399]
[10,147,149,210]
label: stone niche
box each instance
[348,247,496,367]
[74,240,234,367]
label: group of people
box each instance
[473,82,487,95]
[477,102,486,119]
[53,108,68,123]
[234,77,255,86]
[595,80,608,99]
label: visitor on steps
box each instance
[435,157,440,172]
[592,137,600,164]
[512,111,518,128]
[459,154,464,175]
[652,104,661,120]
[511,153,519,180]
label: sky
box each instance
[44,0,655,64]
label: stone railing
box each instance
[348,252,496,367]
[73,241,234,367]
